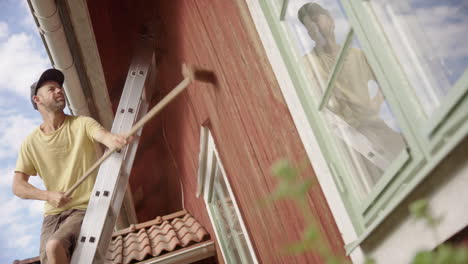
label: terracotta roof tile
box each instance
[105,211,209,264]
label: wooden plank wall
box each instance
[153,0,347,263]
[86,0,184,220]
[87,0,347,262]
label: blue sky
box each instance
[0,0,51,262]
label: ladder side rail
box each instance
[71,60,144,263]
[71,39,154,264]
[96,90,151,261]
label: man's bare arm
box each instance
[93,129,133,150]
[12,172,71,208]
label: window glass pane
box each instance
[285,1,408,199]
[211,190,243,263]
[321,36,407,200]
[285,0,351,96]
[210,164,254,263]
[370,0,468,116]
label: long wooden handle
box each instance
[65,65,194,197]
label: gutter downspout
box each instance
[29,0,90,116]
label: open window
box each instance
[197,127,258,264]
[258,0,468,253]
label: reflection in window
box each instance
[371,0,468,116]
[321,38,407,197]
[287,0,351,95]
[285,1,407,199]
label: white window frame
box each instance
[197,127,258,264]
[243,1,366,262]
[243,0,468,263]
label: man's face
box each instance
[34,80,66,112]
[302,13,335,42]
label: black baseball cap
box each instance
[30,68,64,110]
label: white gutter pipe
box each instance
[29,0,90,116]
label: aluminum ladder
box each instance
[71,34,156,264]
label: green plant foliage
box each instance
[268,161,468,264]
[412,244,468,264]
[409,199,439,227]
[269,159,349,263]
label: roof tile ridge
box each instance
[147,223,174,239]
[146,221,172,232]
[111,210,188,238]
[122,230,151,255]
[122,245,152,264]
[121,238,152,258]
[171,217,198,231]
[122,228,148,244]
[150,235,181,257]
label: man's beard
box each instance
[45,100,66,112]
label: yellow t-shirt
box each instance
[15,115,104,215]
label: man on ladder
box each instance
[12,68,131,264]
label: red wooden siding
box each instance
[86,0,183,220]
[87,0,347,263]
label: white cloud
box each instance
[20,3,38,33]
[0,32,49,99]
[0,196,43,231]
[0,22,8,39]
[0,195,43,256]
[0,165,45,215]
[0,165,15,187]
[0,197,27,226]
[0,114,41,159]
[11,234,34,248]
[27,199,44,216]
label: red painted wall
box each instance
[86,0,184,221]
[87,0,347,262]
[152,1,347,263]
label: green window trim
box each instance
[279,0,289,20]
[259,0,468,254]
[318,29,354,111]
[258,0,365,234]
[358,149,410,216]
[426,69,468,138]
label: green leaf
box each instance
[412,251,433,264]
[326,256,342,264]
[409,199,429,219]
[272,159,297,182]
[364,257,376,264]
[284,241,309,255]
[452,246,468,264]
[434,244,455,264]
[303,225,319,241]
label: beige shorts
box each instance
[39,209,86,264]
